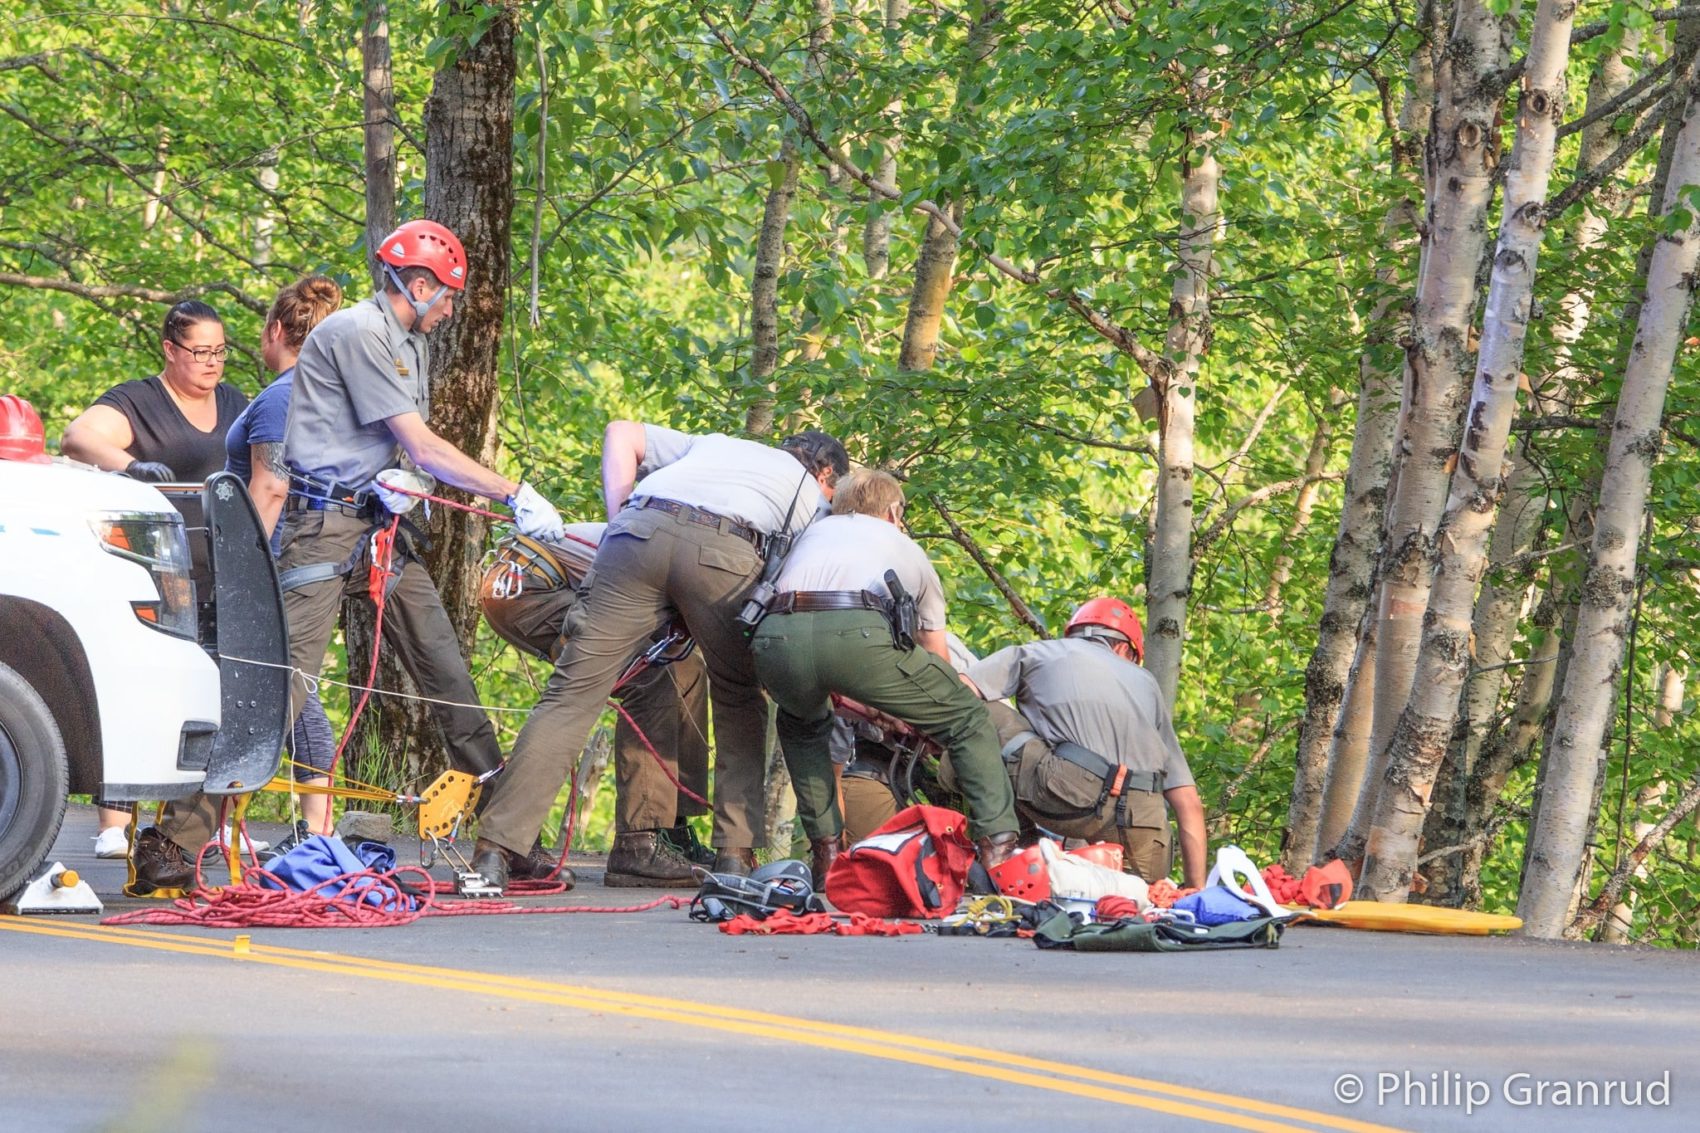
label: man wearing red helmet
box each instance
[965,597,1207,888]
[118,220,574,892]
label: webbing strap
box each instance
[1000,730,1039,762]
[278,561,347,592]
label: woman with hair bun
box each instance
[227,274,345,539]
[222,273,345,846]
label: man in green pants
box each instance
[750,470,1019,886]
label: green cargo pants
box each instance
[751,609,1017,841]
[478,505,770,856]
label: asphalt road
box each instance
[1,805,1694,1132]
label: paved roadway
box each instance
[1,805,1694,1132]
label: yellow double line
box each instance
[0,919,1401,1132]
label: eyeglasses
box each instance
[170,340,228,364]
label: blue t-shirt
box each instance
[225,368,295,481]
[225,368,295,555]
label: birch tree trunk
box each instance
[1418,24,1644,903]
[743,148,801,436]
[1599,665,1683,942]
[1143,127,1220,708]
[1331,0,1519,863]
[863,0,909,280]
[1357,0,1577,901]
[1288,5,1435,865]
[1519,51,1700,937]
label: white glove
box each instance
[1040,839,1150,906]
[374,468,436,515]
[508,481,565,542]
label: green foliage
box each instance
[4,0,1697,941]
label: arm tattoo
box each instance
[257,442,288,481]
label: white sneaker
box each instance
[93,825,130,859]
[232,832,270,854]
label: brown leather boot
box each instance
[711,847,757,877]
[809,835,842,889]
[975,830,1020,872]
[605,830,697,888]
[131,827,195,894]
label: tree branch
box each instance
[928,494,1048,637]
[1570,774,1700,938]
[0,271,265,314]
[1548,52,1700,217]
[1191,472,1345,563]
[697,3,1172,383]
[1556,53,1679,142]
[1020,417,1153,456]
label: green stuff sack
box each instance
[1033,911,1285,952]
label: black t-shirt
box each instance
[94,375,249,481]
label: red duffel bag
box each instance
[824,804,976,918]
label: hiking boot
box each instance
[605,830,698,888]
[661,819,715,867]
[711,847,757,877]
[808,835,841,889]
[510,838,575,889]
[132,827,195,894]
[470,839,510,894]
[975,831,1020,872]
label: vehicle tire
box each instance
[0,660,70,901]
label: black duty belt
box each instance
[631,497,762,548]
[767,590,888,615]
[286,477,373,517]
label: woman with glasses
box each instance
[61,299,249,483]
[61,298,250,860]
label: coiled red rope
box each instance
[103,862,688,930]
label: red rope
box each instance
[380,482,601,552]
[103,863,689,929]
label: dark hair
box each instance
[162,299,221,345]
[267,274,343,350]
[781,430,850,487]
[382,265,441,294]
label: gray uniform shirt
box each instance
[775,514,949,630]
[966,636,1193,788]
[630,425,821,537]
[285,294,428,487]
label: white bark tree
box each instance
[1357,0,1579,900]
[1143,91,1223,708]
[1326,0,1521,861]
[1520,48,1700,937]
[1419,23,1646,903]
[1286,7,1436,866]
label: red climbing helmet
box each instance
[0,394,51,464]
[375,220,467,290]
[1065,596,1144,662]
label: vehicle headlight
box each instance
[89,511,196,638]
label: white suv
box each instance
[0,412,288,899]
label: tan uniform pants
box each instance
[982,700,1173,883]
[478,506,768,855]
[482,580,710,830]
